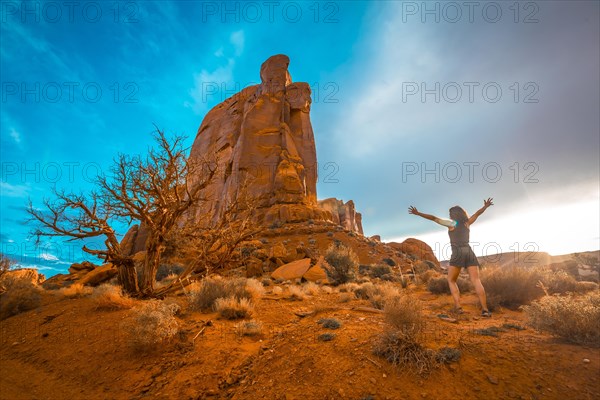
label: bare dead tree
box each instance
[154,179,262,296]
[27,128,216,296]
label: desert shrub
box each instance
[303,282,321,296]
[92,284,135,310]
[384,295,426,337]
[318,333,336,341]
[544,270,579,294]
[435,347,461,364]
[338,282,360,293]
[287,285,306,301]
[524,291,600,346]
[321,286,333,294]
[427,276,472,295]
[373,331,435,375]
[272,286,283,295]
[354,282,401,309]
[576,281,599,293]
[59,283,93,298]
[338,292,353,303]
[0,278,42,320]
[121,300,180,349]
[373,295,435,374]
[245,278,265,299]
[417,270,439,285]
[324,243,359,285]
[382,258,396,267]
[235,320,263,337]
[368,264,392,279]
[480,267,545,309]
[214,296,253,319]
[261,278,272,287]
[188,277,251,311]
[318,318,341,329]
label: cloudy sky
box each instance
[1,1,598,274]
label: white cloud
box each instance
[230,30,245,56]
[0,182,30,198]
[185,30,244,115]
[9,128,21,144]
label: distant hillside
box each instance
[441,250,599,269]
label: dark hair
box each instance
[449,206,469,223]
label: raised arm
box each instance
[467,198,494,225]
[408,206,456,228]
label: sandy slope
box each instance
[1,287,599,400]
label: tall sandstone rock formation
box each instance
[188,55,362,232]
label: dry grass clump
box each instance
[214,296,253,320]
[338,282,360,293]
[524,291,600,346]
[245,278,265,299]
[303,282,321,296]
[59,283,93,298]
[576,281,599,293]
[321,286,333,294]
[92,284,135,310]
[318,318,342,329]
[427,275,472,295]
[324,243,359,285]
[373,294,441,375]
[188,276,251,311]
[417,270,439,285]
[287,285,307,301]
[0,278,42,320]
[354,282,402,310]
[121,300,180,350]
[481,266,592,310]
[338,292,353,303]
[271,286,283,295]
[235,320,263,337]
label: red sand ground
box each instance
[1,284,599,400]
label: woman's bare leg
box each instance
[447,266,462,309]
[467,266,488,311]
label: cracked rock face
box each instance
[188,54,361,233]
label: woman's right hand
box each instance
[408,206,419,215]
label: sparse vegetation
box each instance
[324,243,359,285]
[318,333,336,342]
[318,318,342,329]
[435,347,461,364]
[214,296,253,319]
[0,277,42,320]
[303,282,321,296]
[59,283,93,299]
[188,277,251,311]
[524,291,600,346]
[245,278,266,299]
[121,300,180,350]
[235,320,263,337]
[427,275,472,295]
[92,283,136,310]
[287,285,307,301]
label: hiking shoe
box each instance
[481,310,492,318]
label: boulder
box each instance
[0,268,45,286]
[302,256,330,283]
[388,238,439,267]
[271,258,311,281]
[68,261,96,274]
[79,264,117,286]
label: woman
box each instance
[408,198,493,317]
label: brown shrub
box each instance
[324,243,359,285]
[417,270,439,285]
[92,284,136,310]
[0,278,42,320]
[384,295,426,338]
[121,300,180,350]
[214,296,253,319]
[245,278,265,299]
[479,267,545,309]
[59,283,93,299]
[235,320,263,337]
[188,276,251,311]
[427,276,472,295]
[524,291,600,346]
[287,285,307,301]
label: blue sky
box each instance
[1,1,599,275]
